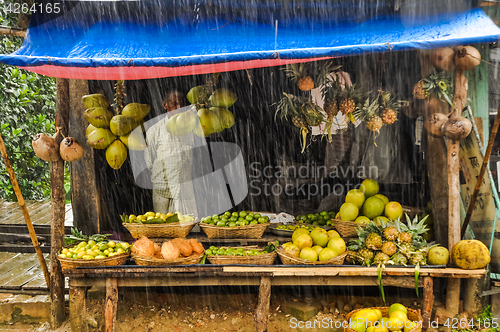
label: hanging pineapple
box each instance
[378,91,403,125]
[412,69,453,107]
[284,63,315,91]
[353,98,382,134]
[275,93,310,153]
[300,100,324,127]
[321,76,341,142]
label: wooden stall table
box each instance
[64,265,486,332]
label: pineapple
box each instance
[397,242,415,257]
[383,226,399,241]
[345,250,358,265]
[275,93,310,153]
[398,232,412,243]
[366,115,383,133]
[380,108,397,124]
[301,102,324,127]
[284,63,314,91]
[366,233,383,250]
[357,248,374,266]
[391,252,408,266]
[324,99,339,119]
[381,241,397,256]
[413,69,453,106]
[374,252,390,265]
[408,249,426,266]
[298,76,315,91]
[339,98,356,115]
[413,80,429,99]
[338,84,365,115]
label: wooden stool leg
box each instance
[254,277,271,332]
[422,277,434,331]
[70,285,87,332]
[446,279,460,315]
[105,278,118,332]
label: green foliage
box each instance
[0,17,59,201]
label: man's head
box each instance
[162,91,185,112]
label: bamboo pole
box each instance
[51,78,69,328]
[0,134,50,287]
[461,105,500,238]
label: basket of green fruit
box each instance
[199,211,271,239]
[122,211,198,239]
[206,243,278,265]
[295,211,336,228]
[268,223,315,237]
[57,228,131,270]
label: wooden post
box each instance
[0,134,50,287]
[69,285,88,332]
[105,278,118,332]
[68,80,100,235]
[422,277,434,330]
[446,59,469,316]
[50,78,69,328]
[254,276,271,332]
[420,51,449,248]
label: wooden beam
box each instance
[254,277,271,332]
[105,278,118,332]
[0,26,26,37]
[50,78,69,328]
[68,80,99,235]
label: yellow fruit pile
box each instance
[282,227,346,262]
[348,303,420,332]
[338,179,403,224]
[59,240,130,260]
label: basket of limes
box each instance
[205,244,278,265]
[199,211,271,239]
[344,305,422,332]
[57,229,130,270]
[121,211,198,239]
[295,211,336,228]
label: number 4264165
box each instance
[4,2,61,14]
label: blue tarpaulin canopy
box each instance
[0,0,499,80]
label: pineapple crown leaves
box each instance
[404,213,430,236]
[353,97,380,122]
[321,75,342,102]
[418,69,453,106]
[274,93,301,121]
[378,91,405,114]
[64,227,112,246]
[283,63,306,83]
[338,83,368,103]
[284,62,341,86]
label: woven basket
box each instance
[207,247,277,265]
[58,250,129,271]
[334,219,364,238]
[277,248,346,265]
[199,223,270,239]
[123,220,198,239]
[132,251,205,266]
[344,307,422,332]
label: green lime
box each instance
[232,212,239,218]
[258,217,267,224]
[224,211,231,217]
[239,211,248,217]
[217,221,226,227]
[229,222,237,227]
[250,220,258,225]
[254,213,261,218]
[245,215,253,221]
[320,211,328,216]
[212,214,219,219]
[206,249,213,255]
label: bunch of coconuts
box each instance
[424,45,480,141]
[32,133,83,163]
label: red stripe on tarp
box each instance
[19,57,334,80]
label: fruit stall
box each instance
[0,0,499,331]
